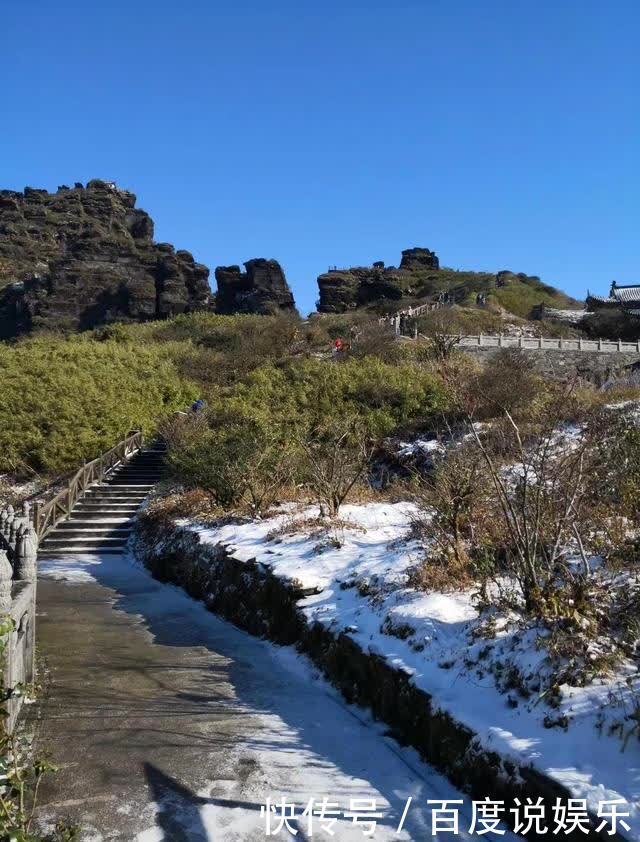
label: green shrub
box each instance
[163,408,294,513]
[162,356,448,512]
[0,335,197,474]
[224,356,448,438]
[0,312,448,480]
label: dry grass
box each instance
[265,512,366,543]
[143,488,224,525]
[406,552,476,593]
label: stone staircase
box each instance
[38,444,165,556]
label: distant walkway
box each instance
[379,302,638,355]
[447,334,640,354]
[33,554,518,840]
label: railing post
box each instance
[15,526,37,583]
[579,338,583,350]
[598,338,602,350]
[618,338,623,351]
[637,340,640,353]
[0,550,12,613]
[519,336,523,348]
[498,334,503,347]
[8,515,18,554]
[478,334,483,346]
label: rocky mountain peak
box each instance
[0,181,211,337]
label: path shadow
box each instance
[144,763,309,841]
[145,763,210,841]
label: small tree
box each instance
[416,310,461,362]
[412,444,491,572]
[297,416,375,517]
[464,349,542,419]
[349,320,402,362]
[469,405,596,610]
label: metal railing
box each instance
[33,430,143,540]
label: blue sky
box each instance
[2,0,638,314]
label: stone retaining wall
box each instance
[133,517,626,842]
[458,346,640,386]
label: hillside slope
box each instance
[317,247,581,318]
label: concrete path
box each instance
[34,553,517,841]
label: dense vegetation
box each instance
[0,333,197,474]
[0,312,442,477]
[135,313,640,680]
[163,355,447,513]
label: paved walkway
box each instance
[34,553,517,841]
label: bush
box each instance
[582,309,640,341]
[410,443,494,589]
[163,408,294,514]
[463,349,545,419]
[296,414,375,516]
[163,356,449,514]
[0,334,197,475]
[417,307,505,339]
[122,312,305,388]
[225,356,448,437]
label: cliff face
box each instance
[214,258,297,315]
[0,180,211,336]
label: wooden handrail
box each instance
[33,430,144,540]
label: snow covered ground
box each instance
[189,502,640,838]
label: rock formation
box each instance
[214,258,296,315]
[399,247,439,270]
[0,180,211,337]
[317,247,440,313]
[316,247,577,315]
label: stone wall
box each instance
[458,346,640,386]
[132,517,622,842]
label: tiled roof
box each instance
[614,286,640,303]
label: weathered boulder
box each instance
[0,181,211,337]
[214,258,297,315]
